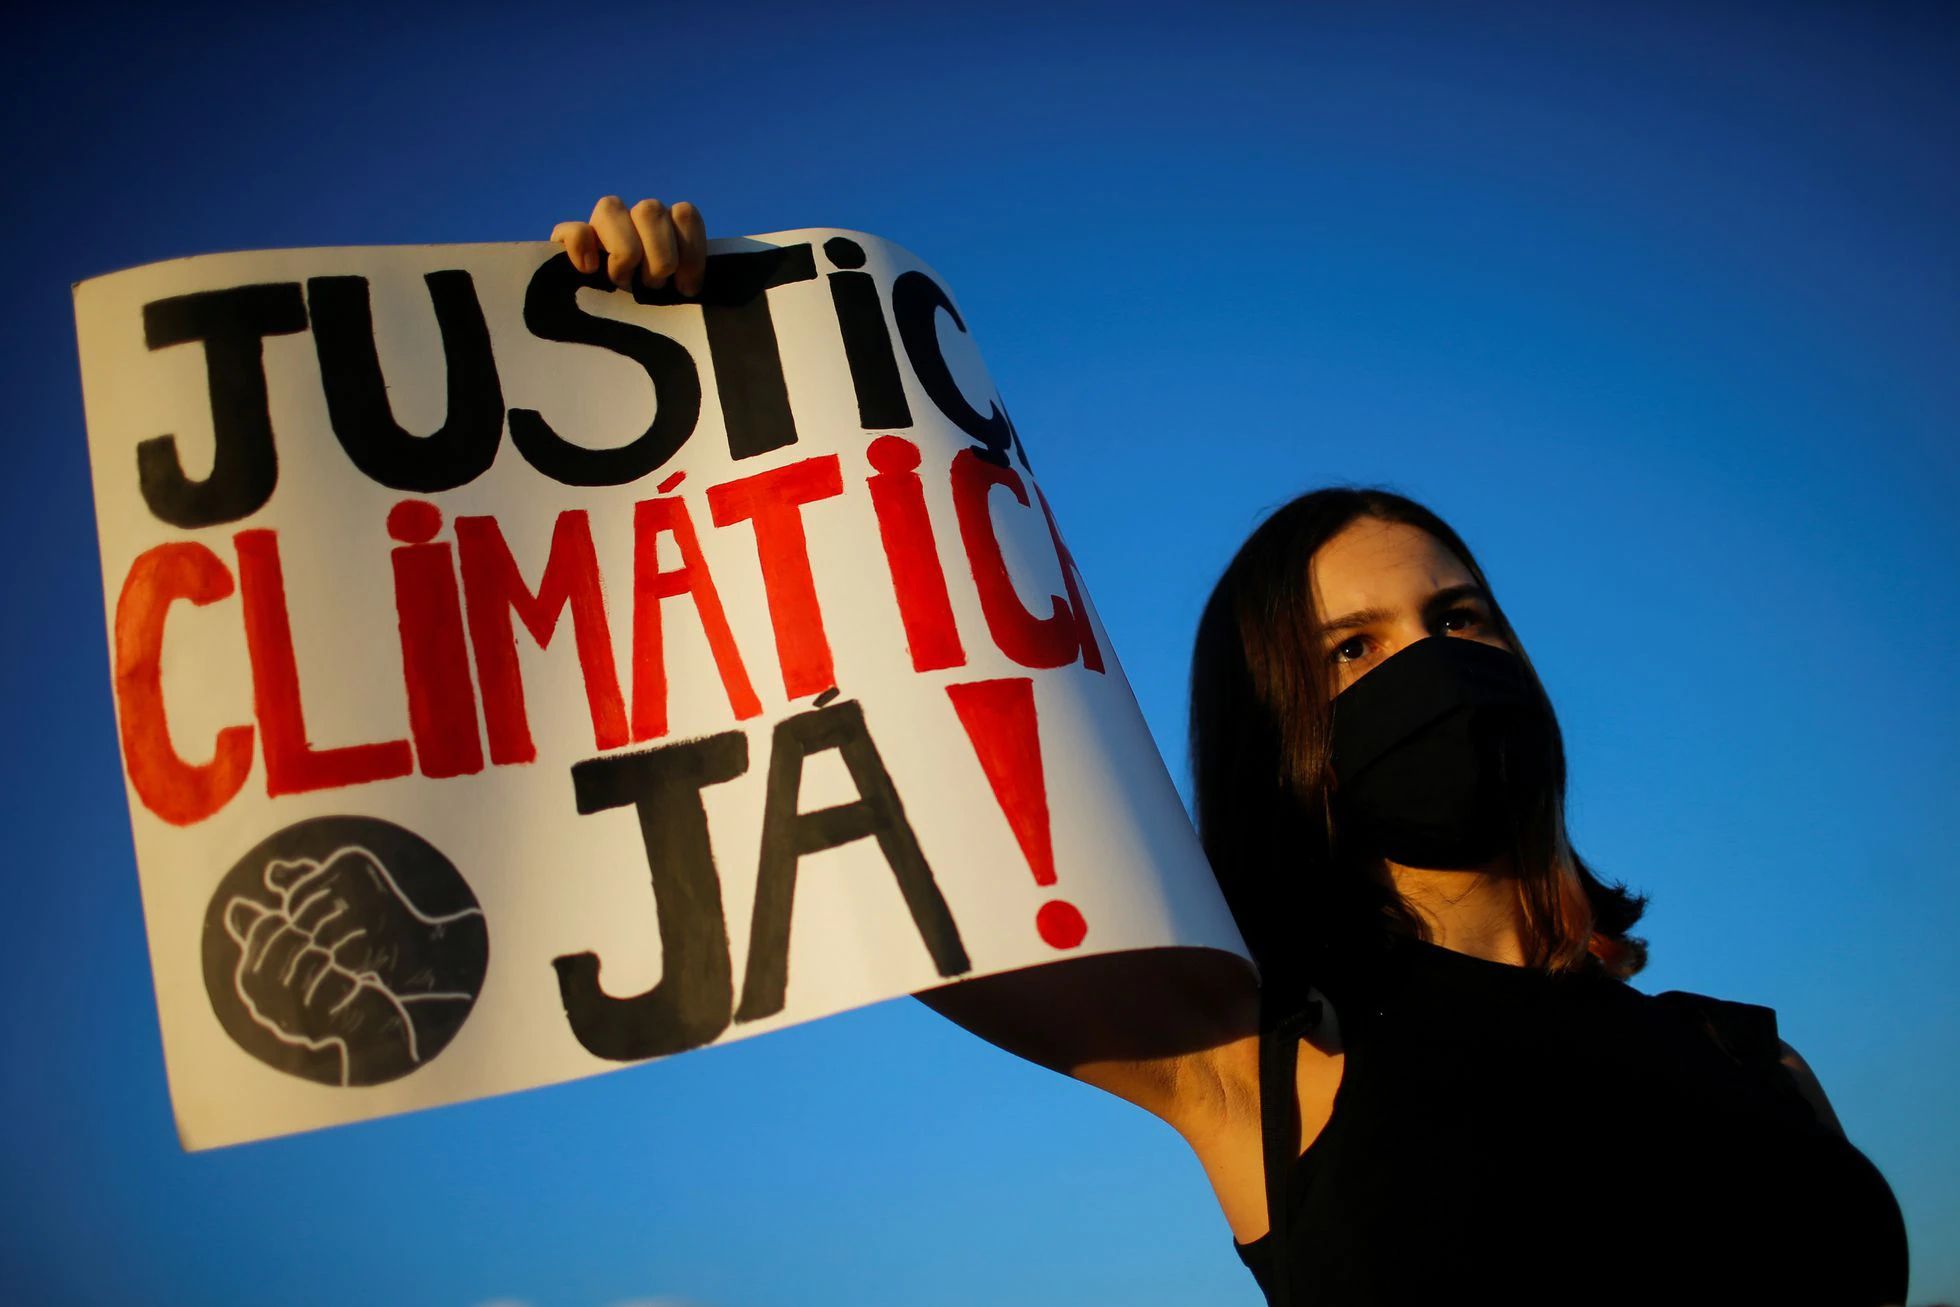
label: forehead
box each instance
[1309,517,1474,615]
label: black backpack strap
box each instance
[1257,987,1325,1307]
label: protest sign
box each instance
[72,230,1254,1149]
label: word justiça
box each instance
[132,237,1031,527]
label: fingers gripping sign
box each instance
[552,196,707,296]
[670,201,708,297]
[203,817,490,1088]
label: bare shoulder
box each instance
[1065,952,1271,1138]
[1178,988,1349,1246]
[1184,988,1347,1142]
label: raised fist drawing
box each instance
[203,817,489,1087]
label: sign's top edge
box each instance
[71,228,916,296]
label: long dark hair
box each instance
[1188,486,1648,1000]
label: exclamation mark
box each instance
[945,677,1087,950]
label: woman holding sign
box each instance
[554,199,1911,1307]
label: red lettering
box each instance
[707,454,845,699]
[865,436,965,672]
[235,528,413,796]
[631,495,762,740]
[388,501,485,779]
[112,542,255,826]
[456,510,628,764]
[1032,481,1103,674]
[950,448,1079,669]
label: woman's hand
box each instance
[551,195,708,296]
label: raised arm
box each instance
[912,944,1260,1137]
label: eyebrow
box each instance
[1319,584,1491,639]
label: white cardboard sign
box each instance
[72,231,1252,1149]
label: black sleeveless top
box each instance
[1232,934,1910,1306]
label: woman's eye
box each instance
[1439,607,1483,633]
[1330,636,1368,664]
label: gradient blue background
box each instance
[4,3,1954,1303]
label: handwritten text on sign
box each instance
[74,232,1249,1148]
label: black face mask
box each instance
[1328,636,1556,870]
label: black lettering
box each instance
[508,252,702,486]
[891,269,1029,471]
[822,237,911,432]
[308,272,505,492]
[695,243,818,461]
[137,283,307,528]
[735,699,969,1023]
[554,730,748,1060]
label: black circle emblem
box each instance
[202,816,489,1087]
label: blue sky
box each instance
[4,3,1955,1303]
